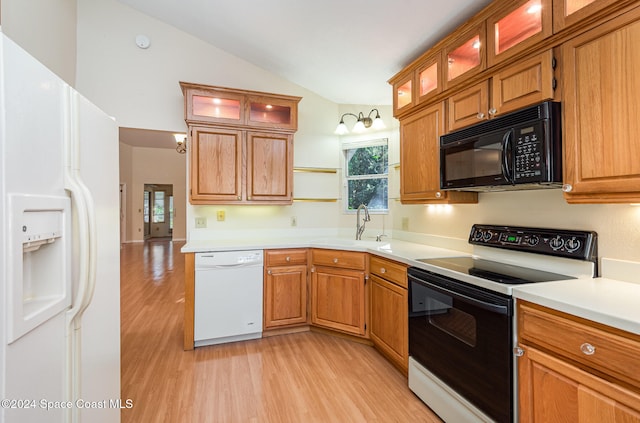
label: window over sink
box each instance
[342,138,388,213]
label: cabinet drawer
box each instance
[518,301,640,391]
[311,249,366,271]
[369,255,407,288]
[265,249,307,266]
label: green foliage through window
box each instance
[344,141,388,212]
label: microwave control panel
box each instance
[513,122,544,181]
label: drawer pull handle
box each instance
[286,256,291,262]
[580,343,596,355]
[513,347,524,357]
[333,258,339,264]
[380,267,386,274]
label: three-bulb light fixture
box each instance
[174,133,187,154]
[335,108,385,135]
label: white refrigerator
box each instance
[0,33,121,422]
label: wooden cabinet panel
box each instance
[393,73,414,116]
[369,255,407,288]
[400,103,478,204]
[519,301,640,392]
[246,132,292,202]
[446,82,489,131]
[189,126,243,203]
[370,274,408,373]
[518,345,640,422]
[518,301,640,422]
[265,249,307,266]
[562,7,640,202]
[311,249,366,271]
[264,264,308,329]
[311,266,366,336]
[491,49,555,115]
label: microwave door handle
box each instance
[501,130,514,184]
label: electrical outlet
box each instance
[291,216,297,227]
[195,217,207,228]
[401,217,409,231]
[216,210,225,221]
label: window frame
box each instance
[342,138,389,215]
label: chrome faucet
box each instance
[355,204,370,240]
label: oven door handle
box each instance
[409,274,511,316]
[501,129,514,184]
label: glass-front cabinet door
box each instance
[553,0,620,32]
[487,0,552,66]
[185,88,245,125]
[416,53,442,105]
[246,96,298,130]
[444,24,486,89]
[393,74,413,116]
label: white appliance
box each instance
[194,250,263,347]
[0,33,120,422]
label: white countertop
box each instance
[181,236,640,335]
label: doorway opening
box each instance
[143,184,174,240]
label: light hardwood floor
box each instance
[120,240,441,422]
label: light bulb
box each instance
[335,122,349,135]
[352,120,366,133]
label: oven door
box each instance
[408,267,513,423]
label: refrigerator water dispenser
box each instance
[7,194,71,343]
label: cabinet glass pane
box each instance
[192,95,240,120]
[249,102,291,125]
[495,0,543,55]
[397,80,412,108]
[566,0,596,15]
[419,63,438,97]
[448,35,481,81]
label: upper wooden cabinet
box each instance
[561,6,640,203]
[444,23,486,89]
[553,0,624,32]
[447,49,555,131]
[181,82,300,205]
[393,74,414,116]
[400,102,478,204]
[392,52,443,116]
[487,0,553,66]
[181,82,300,131]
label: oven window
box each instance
[416,285,477,347]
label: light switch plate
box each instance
[195,217,207,228]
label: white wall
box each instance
[1,0,77,85]
[119,145,187,242]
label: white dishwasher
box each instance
[194,250,264,347]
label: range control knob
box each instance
[566,238,581,252]
[549,236,565,250]
[526,235,540,246]
[472,229,484,241]
[483,231,493,242]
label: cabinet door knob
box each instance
[562,184,573,193]
[237,195,241,200]
[580,343,596,355]
[488,108,497,116]
[286,256,291,262]
[380,267,386,274]
[477,112,485,120]
[513,347,525,357]
[435,191,442,198]
[267,270,272,275]
[333,258,339,264]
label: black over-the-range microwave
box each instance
[440,101,562,192]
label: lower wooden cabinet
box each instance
[264,249,308,329]
[369,255,408,373]
[310,249,367,337]
[517,300,640,422]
